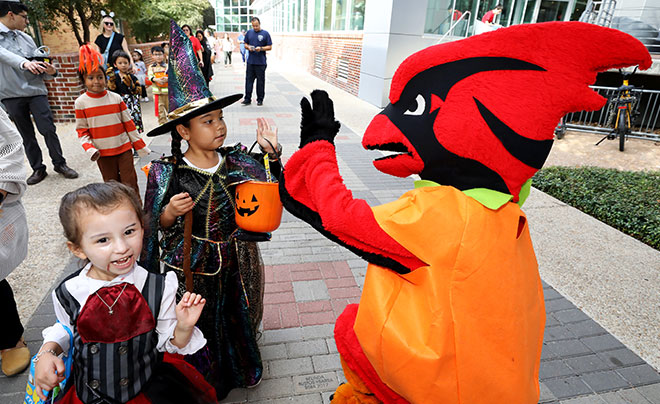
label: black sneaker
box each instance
[257,101,263,106]
[26,168,47,185]
[241,100,251,106]
[54,164,79,179]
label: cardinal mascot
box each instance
[279,22,651,404]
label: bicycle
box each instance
[596,67,641,152]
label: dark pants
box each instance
[2,95,66,172]
[96,150,140,199]
[0,280,24,350]
[245,64,266,103]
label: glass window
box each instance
[350,0,365,30]
[314,0,322,30]
[334,0,347,30]
[424,0,454,34]
[323,0,332,30]
[224,0,231,7]
[570,0,587,20]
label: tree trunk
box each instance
[61,6,83,46]
[75,4,91,44]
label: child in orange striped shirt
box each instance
[74,45,150,196]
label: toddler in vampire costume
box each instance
[279,22,651,404]
[33,182,215,404]
[140,21,281,400]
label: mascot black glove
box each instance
[299,90,341,148]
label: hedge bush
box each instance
[532,167,660,250]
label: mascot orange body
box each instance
[280,22,651,403]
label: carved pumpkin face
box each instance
[236,191,260,217]
[234,181,283,233]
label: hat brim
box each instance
[145,93,243,137]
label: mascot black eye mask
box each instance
[279,22,651,404]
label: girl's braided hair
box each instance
[170,123,189,164]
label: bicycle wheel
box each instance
[618,111,627,152]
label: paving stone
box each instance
[260,343,288,361]
[560,395,606,403]
[546,314,561,328]
[301,324,335,340]
[540,381,558,402]
[246,377,295,401]
[582,370,630,393]
[565,320,609,339]
[219,387,248,403]
[312,353,342,372]
[554,309,591,324]
[292,280,330,302]
[545,326,578,342]
[636,383,660,403]
[617,365,660,387]
[0,392,24,404]
[545,340,593,358]
[326,338,338,354]
[251,393,323,404]
[543,288,563,300]
[262,327,304,344]
[600,388,652,404]
[544,376,593,399]
[598,349,645,369]
[269,357,314,378]
[292,371,338,394]
[541,360,577,380]
[565,354,611,374]
[287,339,329,358]
[581,335,626,353]
[546,298,577,312]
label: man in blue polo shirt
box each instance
[241,17,272,106]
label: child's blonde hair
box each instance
[59,181,144,246]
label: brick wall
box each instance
[45,41,163,122]
[45,53,84,123]
[268,32,363,96]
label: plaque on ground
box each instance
[293,372,339,393]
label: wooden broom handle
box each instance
[183,210,193,292]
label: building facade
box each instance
[215,0,660,107]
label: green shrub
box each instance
[532,167,660,250]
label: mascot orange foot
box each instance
[280,22,651,404]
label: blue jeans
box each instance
[245,64,266,103]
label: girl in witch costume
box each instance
[34,181,216,404]
[140,20,282,400]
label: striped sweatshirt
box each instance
[74,90,150,159]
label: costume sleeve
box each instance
[41,290,74,353]
[74,98,99,160]
[155,272,207,355]
[118,100,150,156]
[280,141,426,274]
[147,64,155,82]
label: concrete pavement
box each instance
[1,59,659,404]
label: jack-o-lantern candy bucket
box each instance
[234,181,283,232]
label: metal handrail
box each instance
[437,11,471,44]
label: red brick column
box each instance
[45,53,84,123]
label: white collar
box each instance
[0,21,12,33]
[81,261,138,294]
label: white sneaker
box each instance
[142,97,150,102]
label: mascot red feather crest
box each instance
[280,22,651,404]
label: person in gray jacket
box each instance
[0,106,30,376]
[0,0,78,185]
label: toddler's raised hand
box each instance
[175,291,206,329]
[34,351,65,401]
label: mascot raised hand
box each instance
[279,22,651,404]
